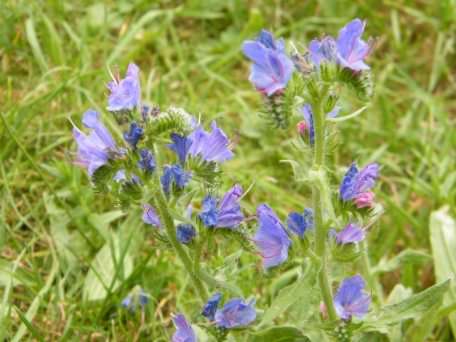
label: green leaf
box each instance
[82,234,133,302]
[429,206,456,336]
[259,265,316,328]
[363,279,450,330]
[371,249,432,275]
[251,326,309,342]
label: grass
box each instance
[1,0,455,340]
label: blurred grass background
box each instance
[1,0,455,340]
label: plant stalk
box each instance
[311,90,338,321]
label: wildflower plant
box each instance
[70,18,451,342]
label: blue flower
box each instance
[214,298,256,329]
[242,30,294,96]
[336,19,371,71]
[254,204,291,269]
[107,63,141,111]
[176,224,196,244]
[199,195,218,227]
[199,185,244,229]
[187,122,233,163]
[161,164,191,194]
[287,208,313,238]
[138,149,155,173]
[121,286,149,312]
[332,223,365,245]
[142,204,161,228]
[72,109,117,176]
[339,162,379,207]
[334,275,371,320]
[123,122,143,148]
[202,292,222,321]
[168,133,192,165]
[300,104,341,146]
[168,122,233,165]
[308,19,371,72]
[172,314,196,342]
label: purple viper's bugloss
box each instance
[168,133,193,165]
[172,314,196,342]
[334,275,371,320]
[142,204,161,228]
[287,208,314,238]
[254,204,291,269]
[214,298,256,329]
[72,109,117,176]
[123,122,143,148]
[333,223,365,245]
[339,162,379,206]
[202,292,222,321]
[137,148,156,173]
[199,184,244,229]
[242,30,294,96]
[161,164,191,194]
[176,224,196,244]
[107,63,141,111]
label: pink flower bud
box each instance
[297,120,308,135]
[354,191,375,208]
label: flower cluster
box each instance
[70,17,388,341]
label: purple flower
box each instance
[121,286,149,312]
[138,148,155,173]
[168,133,192,165]
[242,30,294,96]
[333,223,365,244]
[339,162,379,206]
[334,275,371,320]
[187,122,233,163]
[254,204,291,269]
[202,292,222,321]
[308,19,371,72]
[287,208,313,238]
[123,122,143,148]
[142,204,161,228]
[214,298,256,329]
[336,19,371,71]
[300,104,340,146]
[161,164,191,194]
[176,224,196,244]
[107,63,141,111]
[172,314,196,342]
[199,185,244,229]
[72,109,117,176]
[308,37,339,66]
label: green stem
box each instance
[311,89,338,321]
[153,190,208,302]
[359,240,383,303]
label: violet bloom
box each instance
[172,314,196,342]
[202,292,222,321]
[287,208,313,238]
[254,204,291,269]
[73,109,117,176]
[169,122,233,164]
[142,204,161,228]
[334,275,371,320]
[168,133,192,165]
[339,162,379,208]
[214,298,256,329]
[161,164,191,194]
[187,122,233,163]
[300,104,340,146]
[107,63,141,111]
[242,30,294,96]
[123,122,143,148]
[176,224,196,244]
[333,223,365,245]
[199,184,244,229]
[121,286,149,312]
[308,19,371,71]
[137,148,155,173]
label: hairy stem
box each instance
[153,190,208,302]
[359,240,383,303]
[311,88,338,321]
